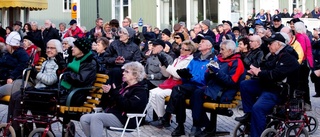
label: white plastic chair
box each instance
[94,101,150,137]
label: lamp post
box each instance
[96,0,100,18]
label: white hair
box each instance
[47,39,63,53]
[294,22,306,34]
[122,62,146,82]
[63,37,75,47]
[220,40,237,53]
[279,32,290,44]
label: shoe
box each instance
[150,117,170,128]
[304,103,312,111]
[235,113,251,123]
[189,126,202,136]
[171,126,185,136]
[313,94,320,97]
[195,129,215,137]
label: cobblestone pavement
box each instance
[1,82,320,137]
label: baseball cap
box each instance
[273,15,281,21]
[196,34,215,46]
[286,18,302,24]
[265,33,286,44]
[69,19,77,25]
[222,20,232,27]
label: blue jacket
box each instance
[184,52,216,88]
[0,47,29,80]
[204,53,246,103]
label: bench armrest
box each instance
[65,86,100,108]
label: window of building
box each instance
[63,0,72,12]
[113,0,131,21]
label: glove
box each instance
[176,68,193,79]
[207,61,220,73]
[54,53,67,69]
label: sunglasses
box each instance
[174,37,181,39]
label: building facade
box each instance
[9,0,320,31]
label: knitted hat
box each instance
[162,29,171,37]
[73,37,92,54]
[175,33,185,42]
[122,27,135,38]
[202,19,211,28]
[152,39,166,48]
[6,31,21,46]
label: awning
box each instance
[0,0,48,10]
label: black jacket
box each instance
[105,40,142,68]
[242,48,264,70]
[92,51,108,74]
[312,40,320,69]
[27,30,43,50]
[88,27,106,39]
[105,81,148,129]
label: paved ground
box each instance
[1,82,320,137]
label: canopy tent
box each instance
[0,0,48,10]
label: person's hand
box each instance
[208,64,220,73]
[102,83,116,93]
[115,56,125,64]
[7,78,13,84]
[176,68,192,79]
[249,65,261,76]
[315,69,320,77]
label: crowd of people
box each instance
[0,6,319,136]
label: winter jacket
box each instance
[88,27,106,39]
[0,47,29,80]
[296,33,314,68]
[92,51,108,74]
[242,48,264,70]
[289,36,304,64]
[105,81,148,129]
[25,45,40,65]
[27,30,43,54]
[217,30,236,51]
[259,45,300,91]
[105,40,142,68]
[142,26,156,41]
[35,58,58,88]
[165,55,194,79]
[311,10,320,18]
[312,40,320,69]
[145,52,173,86]
[204,53,246,103]
[63,26,85,39]
[185,52,216,88]
[42,26,60,46]
[271,24,284,34]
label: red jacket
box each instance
[25,45,40,66]
[63,26,84,38]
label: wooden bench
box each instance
[164,91,242,136]
[58,73,109,127]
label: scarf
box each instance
[61,51,92,89]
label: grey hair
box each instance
[279,32,290,44]
[294,22,306,34]
[25,39,34,45]
[220,40,237,53]
[257,28,266,34]
[47,39,63,53]
[251,35,262,45]
[59,22,66,28]
[30,21,38,26]
[122,61,146,82]
[62,37,75,47]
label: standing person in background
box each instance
[311,6,320,19]
[265,10,272,26]
[280,8,291,18]
[42,20,60,57]
[291,8,298,17]
[293,8,303,18]
[311,28,320,97]
[294,22,314,111]
[246,15,254,28]
[13,21,25,38]
[154,27,161,39]
[88,18,105,39]
[122,17,131,27]
[132,23,144,47]
[27,21,43,56]
[238,17,247,36]
[63,19,84,39]
[255,9,266,26]
[22,23,31,36]
[58,23,68,40]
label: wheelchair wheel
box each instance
[0,123,16,137]
[233,122,250,137]
[28,128,54,137]
[304,115,318,134]
[260,128,277,137]
[266,119,281,129]
[286,125,309,137]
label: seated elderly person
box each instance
[62,37,75,63]
[0,32,29,95]
[80,61,148,137]
[235,33,300,137]
[149,40,195,121]
[242,35,264,70]
[190,40,246,136]
[7,39,65,136]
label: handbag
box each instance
[158,77,182,89]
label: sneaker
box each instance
[304,103,312,111]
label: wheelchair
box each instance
[233,83,318,137]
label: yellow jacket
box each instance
[289,36,304,64]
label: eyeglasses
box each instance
[180,48,190,51]
[119,31,129,35]
[46,47,56,50]
[174,37,181,39]
[62,43,68,45]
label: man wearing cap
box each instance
[190,40,245,136]
[0,31,29,95]
[132,23,145,47]
[88,18,106,39]
[235,33,300,137]
[270,15,284,34]
[105,27,142,87]
[218,20,236,51]
[145,39,173,89]
[150,34,216,136]
[13,21,25,38]
[64,19,85,39]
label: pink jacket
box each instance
[295,33,314,68]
